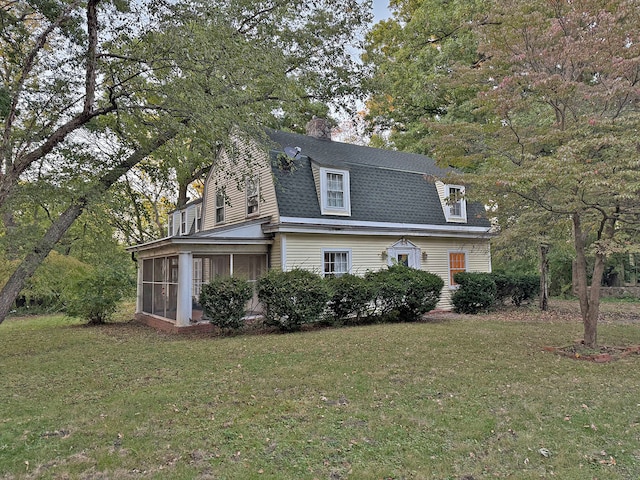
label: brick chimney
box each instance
[305,117,332,141]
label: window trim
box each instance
[319,167,351,216]
[448,250,468,288]
[246,176,259,217]
[215,191,225,224]
[444,184,467,222]
[180,211,187,235]
[322,248,352,278]
[387,246,421,269]
[195,204,202,232]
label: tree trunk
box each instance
[585,251,606,347]
[177,181,189,209]
[0,204,85,323]
[0,127,179,324]
[539,243,549,311]
[572,213,609,349]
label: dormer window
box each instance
[445,185,467,222]
[195,205,202,232]
[320,167,350,216]
[246,177,259,216]
[180,211,187,235]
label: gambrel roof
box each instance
[267,129,490,229]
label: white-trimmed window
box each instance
[449,251,467,287]
[246,177,259,216]
[215,191,225,224]
[195,205,202,232]
[445,185,467,222]
[320,167,350,216]
[168,216,174,237]
[323,249,351,277]
[180,211,187,235]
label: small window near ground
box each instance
[449,252,467,286]
[323,250,350,277]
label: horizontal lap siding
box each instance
[203,140,279,231]
[284,233,491,310]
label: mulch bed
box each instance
[543,343,640,362]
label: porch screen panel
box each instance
[209,255,231,279]
[152,283,165,316]
[165,283,177,320]
[153,258,164,282]
[141,255,179,319]
[143,259,153,282]
[234,254,266,281]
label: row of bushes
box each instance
[451,271,540,314]
[199,265,444,332]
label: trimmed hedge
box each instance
[492,272,540,306]
[257,268,330,332]
[452,271,541,314]
[365,265,444,322]
[326,273,373,323]
[451,272,496,314]
[199,277,253,330]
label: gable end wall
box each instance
[202,138,279,231]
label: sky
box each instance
[371,0,391,23]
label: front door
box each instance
[387,245,421,269]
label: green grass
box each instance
[1,307,640,479]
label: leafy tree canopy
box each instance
[0,0,372,323]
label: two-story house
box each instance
[127,119,492,329]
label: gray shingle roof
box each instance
[267,129,490,228]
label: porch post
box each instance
[176,251,193,327]
[136,260,143,313]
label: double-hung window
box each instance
[320,167,350,216]
[445,185,467,222]
[449,251,467,287]
[215,191,225,224]
[246,177,259,216]
[195,205,202,232]
[323,250,351,278]
[180,211,187,235]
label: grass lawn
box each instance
[1,301,640,479]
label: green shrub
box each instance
[366,265,444,322]
[509,273,540,306]
[14,251,91,312]
[451,272,496,314]
[257,269,330,332]
[199,277,253,330]
[490,272,540,306]
[491,272,511,305]
[326,274,373,323]
[66,267,135,324]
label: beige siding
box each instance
[202,138,279,231]
[270,234,282,272]
[284,233,491,310]
[311,163,322,207]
